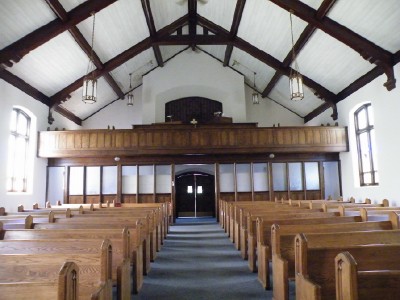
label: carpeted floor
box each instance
[131,218,274,300]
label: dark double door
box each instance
[175,172,215,218]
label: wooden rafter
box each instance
[223,0,247,67]
[50,16,188,106]
[0,0,118,67]
[188,0,197,50]
[0,69,82,125]
[141,0,164,67]
[262,0,337,97]
[268,0,396,91]
[198,16,337,107]
[0,69,51,106]
[53,106,83,126]
[305,50,400,122]
[44,0,125,101]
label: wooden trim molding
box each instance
[38,126,348,158]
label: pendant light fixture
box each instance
[289,10,304,101]
[127,73,134,106]
[82,12,97,104]
[252,71,259,104]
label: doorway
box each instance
[175,172,215,218]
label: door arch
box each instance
[175,172,215,218]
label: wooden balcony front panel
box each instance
[38,126,348,158]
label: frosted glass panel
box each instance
[122,166,137,194]
[236,164,251,192]
[219,164,234,192]
[86,167,100,195]
[139,165,154,194]
[156,165,171,193]
[69,167,83,195]
[323,162,340,199]
[305,162,320,190]
[102,166,117,194]
[289,163,303,191]
[253,163,268,192]
[272,163,287,191]
[47,167,64,204]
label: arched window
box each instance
[7,108,31,192]
[354,103,378,186]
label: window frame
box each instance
[8,107,31,193]
[354,103,378,186]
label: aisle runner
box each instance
[132,219,273,300]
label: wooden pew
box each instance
[294,227,400,300]
[256,215,363,290]
[49,213,152,270]
[33,220,148,278]
[339,204,400,217]
[85,207,161,257]
[118,203,169,240]
[0,239,112,299]
[360,208,400,221]
[1,228,134,297]
[0,260,79,300]
[289,199,353,209]
[245,210,336,268]
[0,215,34,229]
[321,199,389,213]
[18,204,74,217]
[271,219,400,300]
[335,251,400,300]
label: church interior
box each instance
[0,0,400,299]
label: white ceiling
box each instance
[0,0,399,123]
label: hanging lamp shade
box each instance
[252,92,259,104]
[82,12,97,104]
[127,73,133,106]
[82,74,97,104]
[127,93,134,106]
[289,69,304,101]
[289,11,304,101]
[252,71,259,104]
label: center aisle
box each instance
[132,218,272,300]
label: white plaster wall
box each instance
[82,86,143,129]
[334,65,400,205]
[0,79,79,212]
[142,49,246,124]
[82,51,304,128]
[244,85,304,126]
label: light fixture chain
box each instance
[290,11,297,65]
[86,12,96,75]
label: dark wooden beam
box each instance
[0,0,118,67]
[141,0,164,67]
[188,0,197,50]
[262,0,337,97]
[153,35,230,46]
[0,69,51,106]
[198,16,337,105]
[45,0,125,100]
[50,16,188,106]
[268,0,396,90]
[53,106,82,126]
[337,66,384,101]
[51,37,152,106]
[305,50,400,122]
[304,102,335,123]
[0,69,82,125]
[223,0,247,66]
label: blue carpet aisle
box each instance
[131,218,273,300]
